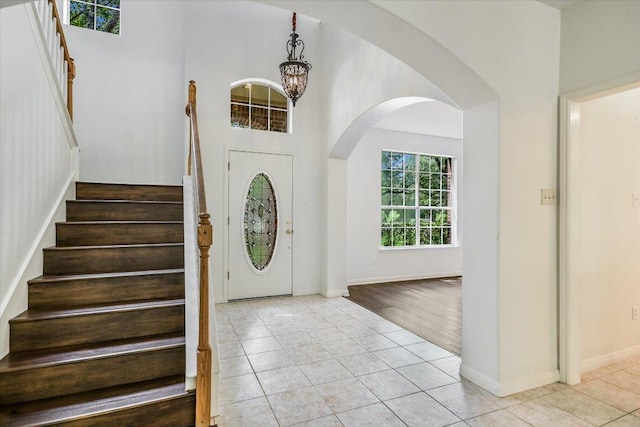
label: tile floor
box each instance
[214,295,640,426]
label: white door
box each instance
[228,151,293,300]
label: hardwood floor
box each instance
[345,277,462,355]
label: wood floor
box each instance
[345,277,462,355]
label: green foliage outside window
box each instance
[381,150,454,247]
[70,0,120,35]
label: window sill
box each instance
[379,244,460,252]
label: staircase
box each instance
[0,182,195,426]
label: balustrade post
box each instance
[196,213,212,427]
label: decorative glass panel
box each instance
[244,173,278,271]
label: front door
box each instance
[228,150,293,300]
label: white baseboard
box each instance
[323,289,350,298]
[293,287,321,297]
[348,271,462,286]
[581,345,640,373]
[460,363,559,397]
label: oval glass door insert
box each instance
[244,173,278,271]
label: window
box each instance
[69,0,120,35]
[230,83,289,133]
[381,150,455,247]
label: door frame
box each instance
[558,72,640,385]
[223,147,295,302]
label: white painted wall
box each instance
[579,87,640,368]
[63,0,185,185]
[560,0,640,94]
[0,2,78,357]
[347,128,463,284]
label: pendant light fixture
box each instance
[279,12,311,107]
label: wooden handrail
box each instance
[47,0,75,120]
[186,81,212,427]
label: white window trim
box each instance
[63,0,121,35]
[379,149,458,249]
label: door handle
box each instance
[286,229,293,234]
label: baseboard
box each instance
[322,289,350,298]
[0,174,75,358]
[348,271,462,286]
[294,287,321,297]
[581,345,640,373]
[460,363,559,397]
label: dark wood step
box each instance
[9,299,185,353]
[43,243,184,275]
[0,375,194,427]
[0,335,185,405]
[28,269,184,309]
[66,200,183,222]
[76,182,183,202]
[56,221,184,247]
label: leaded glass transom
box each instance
[244,173,278,271]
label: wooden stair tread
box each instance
[11,299,185,322]
[29,269,185,284]
[76,182,183,202]
[56,220,184,225]
[44,242,184,251]
[69,199,183,205]
[0,375,191,427]
[0,335,184,372]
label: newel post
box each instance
[196,212,212,426]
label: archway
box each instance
[257,0,501,394]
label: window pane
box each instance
[391,152,403,169]
[420,228,431,245]
[419,210,431,227]
[442,174,450,191]
[381,209,392,226]
[391,190,404,206]
[70,1,94,29]
[381,228,392,247]
[419,190,429,206]
[251,84,270,107]
[419,155,429,172]
[231,85,250,104]
[431,228,443,244]
[405,171,415,189]
[418,173,429,190]
[405,190,415,207]
[97,0,119,7]
[96,6,119,34]
[404,154,416,171]
[230,104,249,128]
[250,107,269,130]
[442,190,451,208]
[430,173,441,190]
[270,109,287,132]
[271,89,288,109]
[381,188,391,205]
[390,209,403,225]
[391,170,404,188]
[381,151,392,170]
[431,156,442,172]
[406,209,416,226]
[430,191,441,207]
[406,228,416,245]
[381,170,391,187]
[443,227,452,244]
[392,228,405,246]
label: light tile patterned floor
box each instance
[214,295,640,426]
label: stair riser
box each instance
[63,394,195,427]
[76,182,183,202]
[56,223,184,247]
[0,346,184,405]
[67,201,183,222]
[10,306,184,352]
[29,273,184,309]
[43,245,184,275]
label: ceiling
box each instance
[373,101,463,139]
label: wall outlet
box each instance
[633,306,638,320]
[541,189,557,205]
[633,193,639,207]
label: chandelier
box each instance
[279,12,311,107]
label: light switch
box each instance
[541,189,557,205]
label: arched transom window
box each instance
[230,82,290,133]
